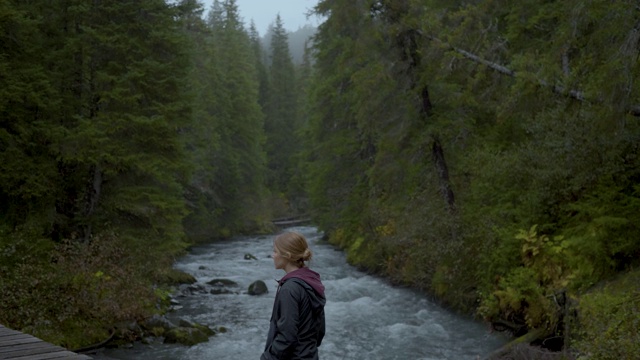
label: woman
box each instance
[261,231,326,360]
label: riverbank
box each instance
[99,227,508,359]
[327,227,640,360]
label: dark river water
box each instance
[100,226,507,360]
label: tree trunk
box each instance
[82,165,102,242]
[432,136,455,212]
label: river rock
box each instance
[248,280,268,295]
[208,278,239,295]
[164,269,197,285]
[194,323,216,336]
[210,288,234,295]
[107,321,144,346]
[179,283,208,296]
[163,327,209,346]
[169,296,181,306]
[115,321,143,337]
[178,318,195,328]
[178,319,216,336]
[244,253,258,260]
[140,314,177,337]
[207,278,238,287]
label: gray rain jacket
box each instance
[261,267,326,360]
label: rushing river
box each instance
[101,226,507,360]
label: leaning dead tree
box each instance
[426,35,640,117]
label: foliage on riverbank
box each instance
[0,231,166,349]
[572,268,640,359]
[306,0,640,358]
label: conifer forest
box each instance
[1,0,639,358]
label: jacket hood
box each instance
[279,267,325,298]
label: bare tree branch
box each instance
[427,35,640,117]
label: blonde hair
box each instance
[274,231,312,266]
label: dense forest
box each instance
[0,0,638,359]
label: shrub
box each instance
[573,269,640,360]
[0,230,166,349]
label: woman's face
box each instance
[272,246,288,270]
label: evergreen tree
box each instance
[305,0,374,239]
[307,0,640,354]
[63,0,192,247]
[0,0,197,346]
[176,0,224,241]
[288,41,315,213]
[264,15,301,212]
[1,0,193,246]
[249,21,270,112]
[198,0,268,234]
[0,0,60,231]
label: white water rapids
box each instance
[101,226,507,360]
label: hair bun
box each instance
[302,248,312,262]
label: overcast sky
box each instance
[201,0,321,35]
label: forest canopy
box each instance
[305,0,640,357]
[0,0,638,358]
[0,0,301,348]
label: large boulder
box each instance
[163,269,196,285]
[163,327,209,346]
[113,321,143,341]
[248,280,268,295]
[208,278,239,295]
[206,278,238,287]
[210,288,234,295]
[178,319,216,336]
[140,314,177,337]
[179,283,208,296]
[90,321,141,349]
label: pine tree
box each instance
[0,0,60,230]
[264,15,301,208]
[0,0,197,345]
[305,0,375,239]
[195,0,268,235]
[65,0,192,247]
[307,0,640,352]
[248,21,270,112]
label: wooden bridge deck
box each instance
[0,325,92,360]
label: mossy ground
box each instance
[571,268,640,359]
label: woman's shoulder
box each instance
[280,277,309,293]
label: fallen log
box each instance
[482,327,552,360]
[71,329,116,354]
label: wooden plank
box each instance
[0,333,35,341]
[0,342,59,354]
[0,325,91,360]
[0,334,32,343]
[1,346,63,358]
[1,349,92,360]
[0,333,26,339]
[0,332,23,339]
[0,331,22,337]
[3,349,87,359]
[0,336,42,347]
